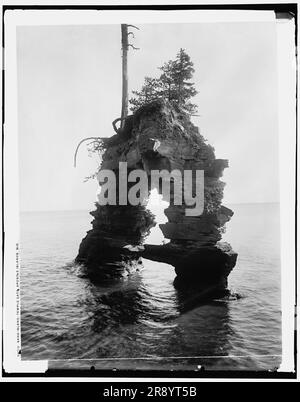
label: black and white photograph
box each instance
[2,3,297,381]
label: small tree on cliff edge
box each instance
[129,48,198,114]
[129,77,163,111]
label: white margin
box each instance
[2,6,296,378]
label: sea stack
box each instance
[76,99,237,298]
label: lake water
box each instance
[20,203,281,371]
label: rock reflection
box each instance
[81,257,177,335]
[74,254,235,363]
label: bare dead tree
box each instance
[120,24,139,129]
[120,24,129,129]
[74,24,139,169]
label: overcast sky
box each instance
[17,21,279,211]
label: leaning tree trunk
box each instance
[121,24,128,130]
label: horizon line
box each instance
[20,201,280,213]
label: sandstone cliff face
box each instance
[76,100,237,296]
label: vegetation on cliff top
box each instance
[129,48,198,115]
[74,27,199,172]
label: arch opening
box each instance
[145,188,170,245]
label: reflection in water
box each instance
[21,206,282,371]
[63,256,234,364]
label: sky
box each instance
[17,21,279,211]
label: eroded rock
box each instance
[76,99,237,297]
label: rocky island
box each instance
[76,99,237,305]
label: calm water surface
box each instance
[20,203,281,371]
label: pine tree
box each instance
[129,49,198,114]
[159,60,177,103]
[129,77,162,111]
[171,48,198,113]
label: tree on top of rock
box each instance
[129,77,163,111]
[167,48,198,113]
[129,48,198,115]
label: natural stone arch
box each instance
[76,100,237,301]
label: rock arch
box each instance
[76,100,237,300]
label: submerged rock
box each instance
[76,99,237,297]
